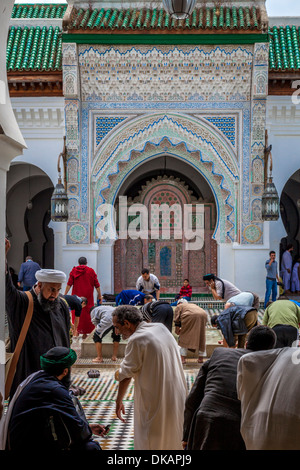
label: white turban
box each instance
[35,269,66,284]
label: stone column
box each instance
[97,241,115,294]
[0,0,26,418]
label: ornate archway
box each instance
[92,112,239,245]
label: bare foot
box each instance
[92,357,103,363]
[111,356,117,361]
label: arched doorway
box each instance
[92,112,239,294]
[113,158,217,294]
[6,162,54,273]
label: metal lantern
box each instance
[162,0,197,20]
[51,174,68,222]
[262,130,279,221]
[51,136,68,222]
[261,176,279,221]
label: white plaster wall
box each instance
[214,95,300,300]
[266,95,300,251]
[267,95,300,196]
[218,226,274,300]
[11,97,65,186]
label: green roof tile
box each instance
[67,6,263,32]
[269,25,300,71]
[7,25,62,72]
[12,4,67,19]
[8,5,300,75]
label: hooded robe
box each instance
[66,265,100,335]
[174,302,207,353]
[116,322,187,450]
[237,347,300,450]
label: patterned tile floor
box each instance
[71,367,199,450]
[4,307,267,451]
[69,309,267,450]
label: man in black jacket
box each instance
[4,347,107,450]
[5,238,71,398]
[141,296,174,332]
[182,325,277,450]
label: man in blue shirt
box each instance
[18,256,41,291]
[264,250,280,309]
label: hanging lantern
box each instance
[51,174,68,222]
[51,137,68,222]
[262,130,279,221]
[162,0,197,20]
[261,176,279,221]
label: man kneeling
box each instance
[3,347,107,450]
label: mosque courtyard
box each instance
[68,302,266,451]
[3,0,300,456]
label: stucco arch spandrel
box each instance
[91,113,239,244]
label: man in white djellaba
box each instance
[113,305,187,450]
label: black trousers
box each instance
[272,324,298,348]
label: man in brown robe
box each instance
[174,299,207,364]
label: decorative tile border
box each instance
[62,42,267,245]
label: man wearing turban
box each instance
[5,238,71,398]
[2,347,106,450]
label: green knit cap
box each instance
[40,347,77,371]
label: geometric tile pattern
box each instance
[204,116,236,147]
[71,368,198,450]
[95,116,126,147]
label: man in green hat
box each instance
[2,347,107,451]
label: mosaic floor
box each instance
[4,306,267,451]
[71,367,198,451]
[69,308,266,450]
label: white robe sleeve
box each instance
[117,337,143,382]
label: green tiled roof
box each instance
[12,3,67,19]
[67,6,262,32]
[269,25,300,71]
[7,4,300,75]
[7,25,62,72]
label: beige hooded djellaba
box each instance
[237,347,300,450]
[116,321,187,450]
[174,302,208,353]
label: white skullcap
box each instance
[35,269,66,284]
[177,298,188,304]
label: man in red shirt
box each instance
[65,257,102,338]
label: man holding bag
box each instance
[5,238,71,399]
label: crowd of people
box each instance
[2,237,300,451]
